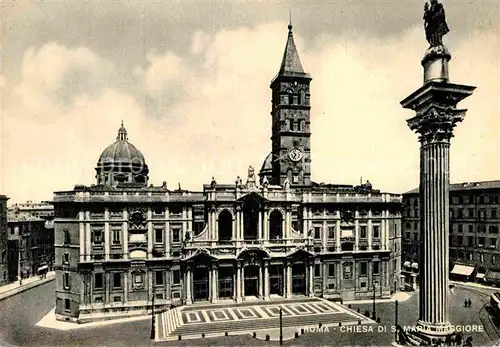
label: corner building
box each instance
[53,25,402,323]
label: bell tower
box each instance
[270,23,312,187]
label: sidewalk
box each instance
[343,291,414,305]
[450,280,500,292]
[0,271,55,301]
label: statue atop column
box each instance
[423,0,450,47]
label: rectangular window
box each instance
[494,255,497,264]
[93,230,103,244]
[468,209,474,218]
[492,209,497,219]
[491,238,497,248]
[458,209,463,218]
[413,222,418,230]
[94,273,103,289]
[478,237,485,246]
[469,224,474,233]
[113,296,122,302]
[480,196,485,204]
[469,195,474,204]
[457,236,463,245]
[360,262,367,276]
[172,228,180,243]
[155,228,163,244]
[328,226,335,239]
[405,222,410,230]
[458,224,463,233]
[63,272,70,289]
[63,230,70,244]
[405,232,410,241]
[468,236,474,247]
[328,264,335,277]
[153,206,164,215]
[360,226,367,239]
[373,262,380,275]
[112,229,121,244]
[314,264,320,277]
[173,270,180,284]
[490,226,499,234]
[372,226,380,239]
[169,204,182,215]
[62,253,69,265]
[155,271,164,286]
[113,273,122,288]
[314,226,321,239]
[64,298,70,312]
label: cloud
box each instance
[13,43,114,114]
[2,21,499,204]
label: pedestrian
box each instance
[464,299,468,307]
[467,298,472,307]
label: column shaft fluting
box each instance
[418,141,450,328]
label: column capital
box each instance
[407,105,467,145]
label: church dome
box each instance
[95,122,149,186]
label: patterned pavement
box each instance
[157,298,373,341]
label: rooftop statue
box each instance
[424,0,450,47]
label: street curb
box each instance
[0,276,55,302]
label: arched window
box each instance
[218,210,233,242]
[269,210,283,240]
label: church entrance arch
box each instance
[244,265,259,297]
[193,265,209,301]
[269,264,284,296]
[292,263,307,295]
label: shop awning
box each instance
[37,265,48,272]
[451,264,475,276]
[411,262,419,269]
[485,270,500,282]
[403,261,411,268]
[476,273,486,279]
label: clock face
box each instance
[288,148,303,162]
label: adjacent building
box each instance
[0,195,9,284]
[9,201,54,220]
[53,25,403,323]
[7,211,55,282]
[402,180,500,286]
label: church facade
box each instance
[53,25,402,323]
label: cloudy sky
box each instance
[1,0,499,204]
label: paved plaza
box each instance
[156,297,373,341]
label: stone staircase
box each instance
[157,297,374,341]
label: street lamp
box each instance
[372,280,378,319]
[150,291,155,340]
[395,300,399,342]
[279,308,283,346]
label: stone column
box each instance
[123,209,129,260]
[236,262,242,302]
[401,44,475,340]
[147,208,153,258]
[79,212,85,262]
[185,265,192,305]
[308,262,314,297]
[85,211,91,261]
[286,263,292,298]
[367,213,373,251]
[164,207,170,258]
[263,208,269,242]
[258,263,263,297]
[258,211,263,240]
[264,261,270,300]
[123,272,128,303]
[335,220,341,252]
[104,209,110,260]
